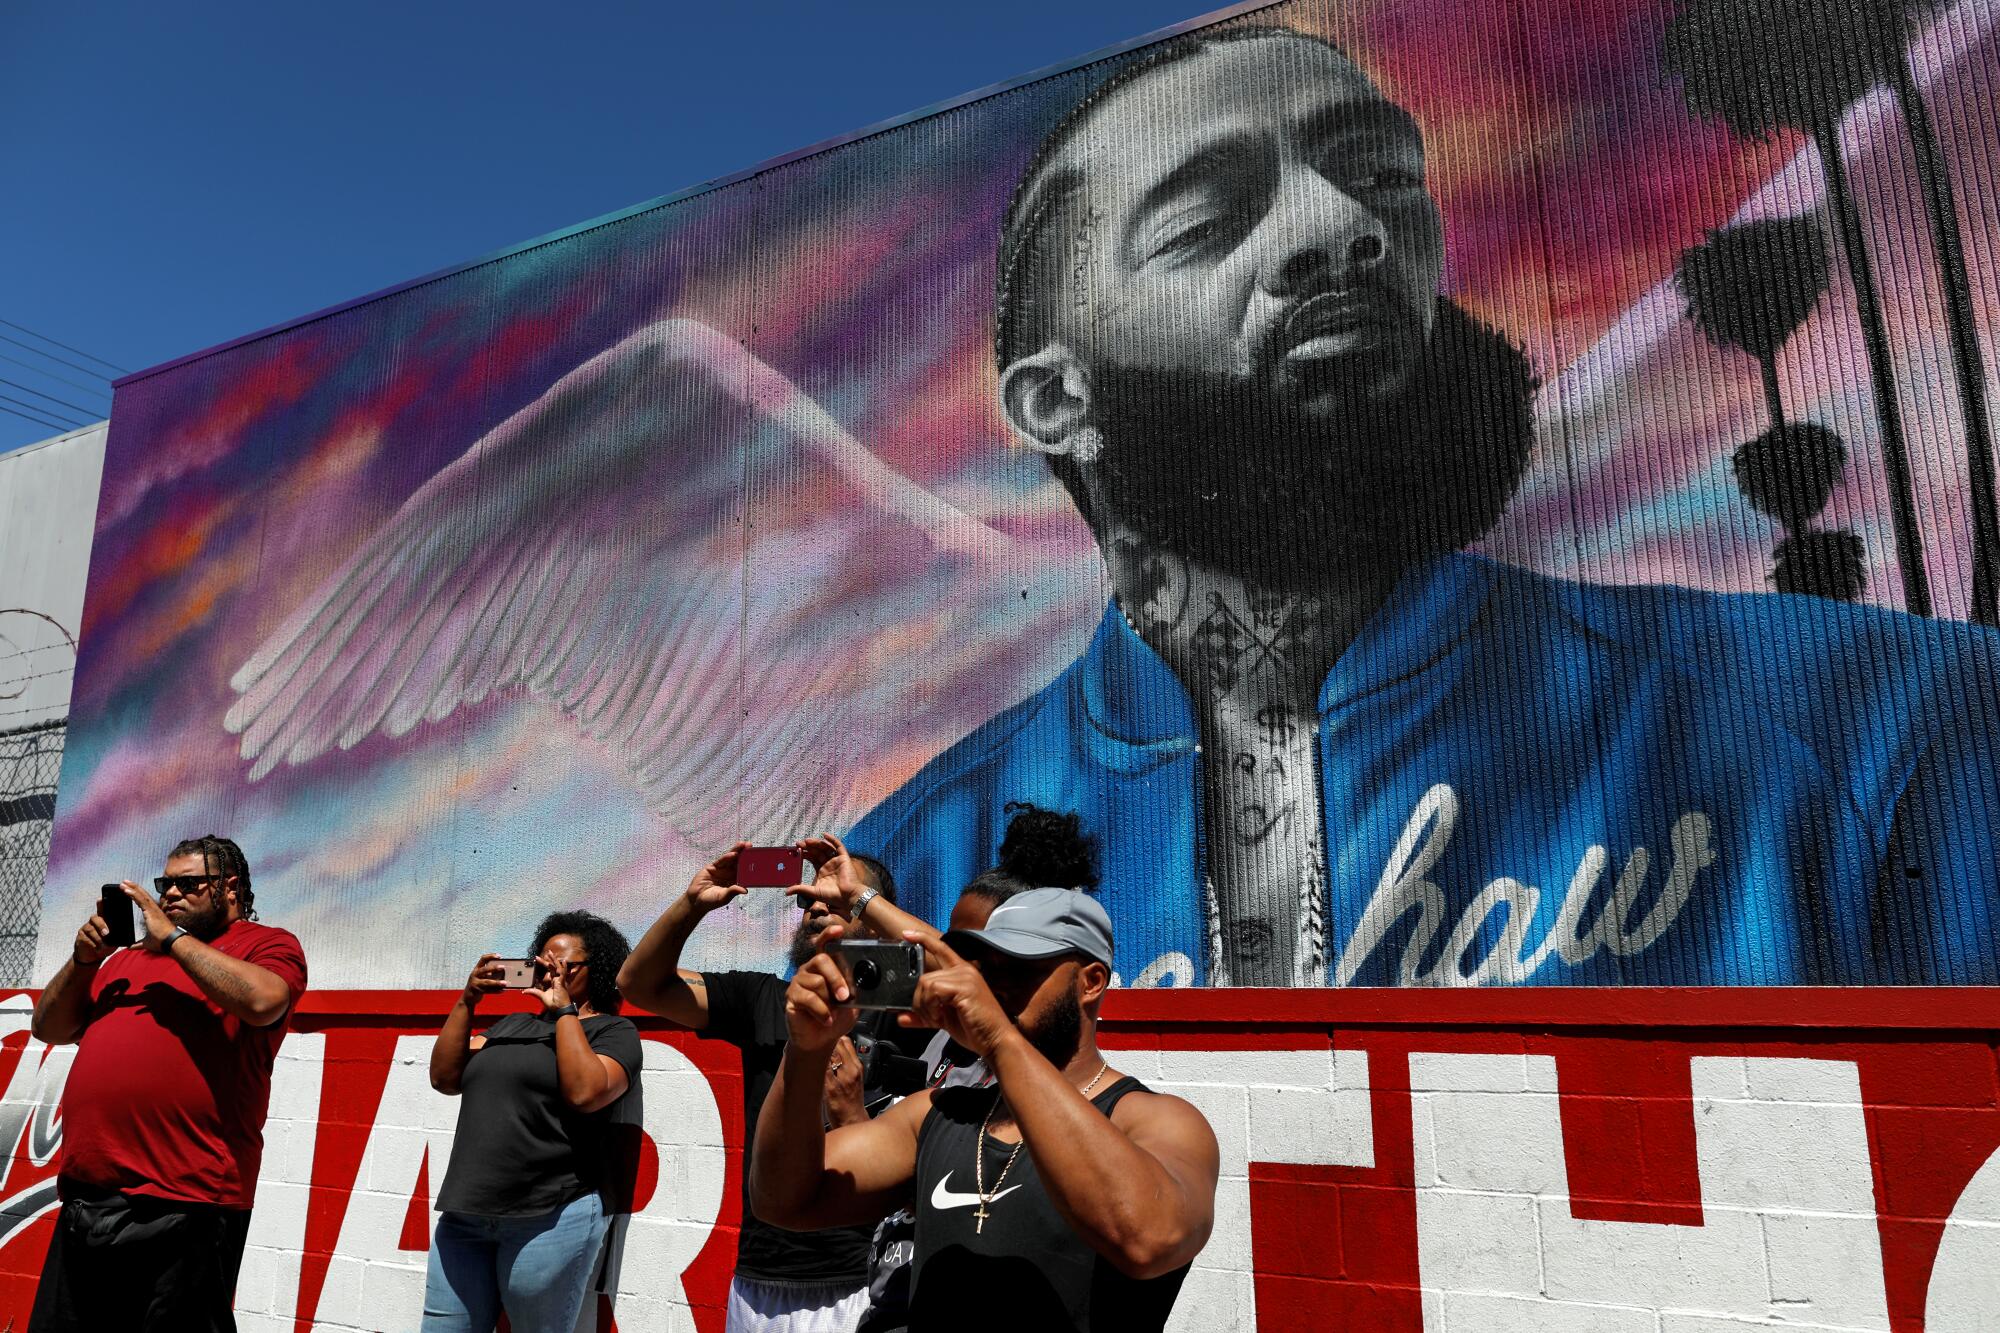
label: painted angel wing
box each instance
[224,317,1035,848]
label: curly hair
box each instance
[169,835,255,921]
[530,911,632,1015]
[997,801,1100,889]
[961,802,1103,905]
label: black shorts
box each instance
[27,1183,253,1333]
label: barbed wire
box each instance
[0,643,75,665]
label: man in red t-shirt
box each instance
[27,835,307,1333]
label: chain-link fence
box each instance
[0,718,60,986]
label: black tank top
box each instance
[907,1075,1190,1333]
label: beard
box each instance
[178,897,231,943]
[1017,984,1084,1068]
[788,919,825,971]
[1077,297,1537,596]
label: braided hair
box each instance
[169,835,255,921]
[992,24,1361,526]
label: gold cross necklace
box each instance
[974,1060,1110,1234]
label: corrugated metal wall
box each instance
[46,0,2000,988]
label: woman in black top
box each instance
[421,911,643,1333]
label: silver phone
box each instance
[828,939,923,1010]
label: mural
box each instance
[46,0,2000,989]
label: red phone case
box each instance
[736,846,800,887]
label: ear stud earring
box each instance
[1068,425,1103,465]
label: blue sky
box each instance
[0,0,1211,453]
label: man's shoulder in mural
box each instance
[848,555,2000,989]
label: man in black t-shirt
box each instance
[618,843,907,1332]
[748,889,1220,1333]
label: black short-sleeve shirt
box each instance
[702,970,877,1285]
[436,1010,644,1218]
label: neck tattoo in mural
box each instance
[1107,528,1383,987]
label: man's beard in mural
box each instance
[1086,298,1537,595]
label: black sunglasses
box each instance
[154,875,222,897]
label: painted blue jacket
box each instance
[849,554,2000,986]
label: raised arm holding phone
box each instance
[27,836,307,1333]
[751,889,1218,1333]
[616,841,915,1333]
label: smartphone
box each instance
[736,846,802,888]
[828,939,923,1011]
[98,883,136,950]
[491,958,539,990]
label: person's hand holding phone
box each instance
[684,842,753,914]
[783,921,859,1053]
[527,951,576,1016]
[461,954,507,1008]
[796,832,865,916]
[124,882,179,954]
[73,887,123,968]
[901,933,1015,1058]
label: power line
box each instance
[0,392,85,429]
[0,351,113,403]
[0,318,128,375]
[0,400,74,433]
[0,376,100,420]
[0,331,119,385]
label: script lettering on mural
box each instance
[1333,784,1718,986]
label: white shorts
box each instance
[726,1275,870,1333]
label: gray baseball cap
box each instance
[944,887,1115,968]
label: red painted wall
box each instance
[3,989,1999,1331]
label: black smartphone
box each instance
[98,883,136,950]
[828,939,923,1010]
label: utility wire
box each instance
[0,351,113,403]
[0,392,84,428]
[0,376,101,420]
[0,401,73,433]
[0,331,120,384]
[0,318,128,375]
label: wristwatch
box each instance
[553,1003,581,1020]
[162,926,189,952]
[849,886,880,921]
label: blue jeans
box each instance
[420,1191,610,1332]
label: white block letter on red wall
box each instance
[1411,1053,1889,1329]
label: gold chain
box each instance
[974,1061,1110,1234]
